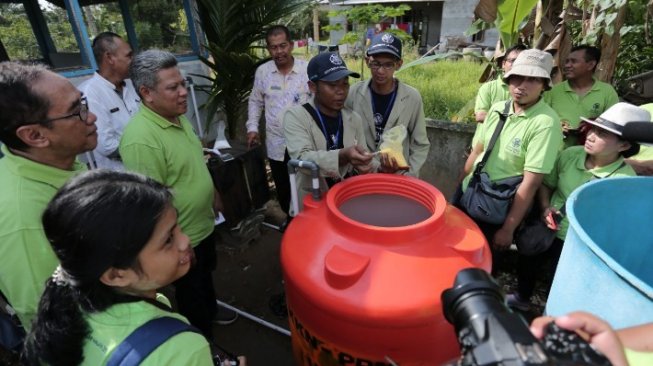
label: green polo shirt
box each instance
[474,78,510,114]
[544,78,619,147]
[625,348,653,366]
[543,146,635,239]
[464,99,563,190]
[120,106,214,246]
[83,293,212,365]
[630,103,653,161]
[0,145,86,329]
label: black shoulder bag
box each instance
[460,100,523,225]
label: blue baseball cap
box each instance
[366,32,402,59]
[307,52,360,82]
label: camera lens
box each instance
[441,268,508,333]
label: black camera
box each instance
[441,268,612,366]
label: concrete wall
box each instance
[419,119,476,199]
[440,0,497,48]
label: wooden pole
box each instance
[313,7,320,43]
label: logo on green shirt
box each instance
[507,137,523,155]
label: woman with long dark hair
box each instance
[23,170,220,365]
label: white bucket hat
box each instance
[581,102,651,137]
[503,49,553,88]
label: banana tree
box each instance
[195,0,310,140]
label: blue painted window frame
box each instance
[11,0,205,78]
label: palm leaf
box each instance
[196,0,310,139]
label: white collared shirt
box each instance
[78,72,140,170]
[246,59,311,161]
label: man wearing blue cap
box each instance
[346,32,429,177]
[283,52,373,212]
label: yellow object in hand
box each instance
[378,125,409,169]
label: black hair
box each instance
[266,25,291,44]
[23,170,173,366]
[0,62,50,151]
[498,44,527,68]
[621,140,640,158]
[571,45,601,72]
[92,32,122,65]
[505,44,528,57]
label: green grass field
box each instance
[292,50,488,122]
[344,56,487,122]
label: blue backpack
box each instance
[106,317,199,366]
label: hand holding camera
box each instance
[441,268,613,365]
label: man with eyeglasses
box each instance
[246,25,310,219]
[0,62,97,330]
[346,32,430,177]
[78,32,140,170]
[474,44,527,123]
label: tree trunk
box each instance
[596,4,627,82]
[313,8,320,42]
[84,7,98,37]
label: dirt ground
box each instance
[208,201,552,366]
[211,202,295,365]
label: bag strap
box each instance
[474,100,512,175]
[106,316,200,366]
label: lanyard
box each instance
[315,107,342,150]
[369,82,398,142]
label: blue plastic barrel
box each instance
[546,177,653,329]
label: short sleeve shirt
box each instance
[463,99,564,190]
[83,294,212,365]
[543,146,636,239]
[120,106,215,246]
[0,145,86,329]
[544,79,619,146]
[474,78,510,113]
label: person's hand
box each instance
[492,226,514,251]
[530,312,628,366]
[378,152,401,174]
[343,145,373,166]
[542,206,561,230]
[246,132,259,148]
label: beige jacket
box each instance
[346,79,430,177]
[283,100,366,211]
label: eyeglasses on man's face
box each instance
[368,61,396,71]
[38,97,90,125]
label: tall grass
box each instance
[343,57,486,122]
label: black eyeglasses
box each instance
[369,61,396,71]
[38,97,90,125]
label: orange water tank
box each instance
[281,174,491,366]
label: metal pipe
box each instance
[287,159,321,216]
[216,299,291,337]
